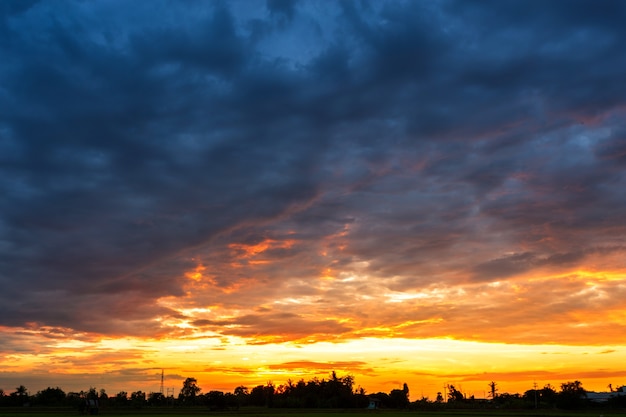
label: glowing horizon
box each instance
[3,259,626,399]
[3,329,626,400]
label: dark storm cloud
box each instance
[472,240,626,281]
[267,0,296,22]
[1,0,625,336]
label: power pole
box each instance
[166,387,175,406]
[160,369,164,395]
[533,381,538,409]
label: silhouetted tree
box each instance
[249,385,266,406]
[522,384,557,409]
[234,385,248,396]
[447,385,464,402]
[389,384,410,409]
[322,371,354,407]
[62,392,81,409]
[371,391,390,407]
[247,382,274,407]
[130,390,146,408]
[233,385,248,407]
[147,392,165,406]
[264,381,275,407]
[86,387,98,400]
[96,389,108,408]
[488,381,498,400]
[0,374,612,411]
[35,387,66,406]
[113,391,128,407]
[541,384,557,407]
[205,390,226,410]
[353,386,368,408]
[179,377,201,405]
[494,392,523,408]
[224,392,239,409]
[557,380,586,409]
[10,385,29,406]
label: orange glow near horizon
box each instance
[2,265,626,399]
[2,235,625,399]
[2,330,626,400]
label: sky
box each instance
[1,0,626,400]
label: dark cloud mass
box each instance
[1,0,625,342]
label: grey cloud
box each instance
[267,0,296,22]
[472,248,603,281]
[1,0,626,337]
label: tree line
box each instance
[1,374,625,411]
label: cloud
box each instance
[0,0,625,356]
[268,360,371,372]
[428,368,626,385]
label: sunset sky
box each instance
[1,0,626,400]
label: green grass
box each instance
[1,409,626,417]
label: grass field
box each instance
[1,408,625,417]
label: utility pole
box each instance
[533,381,538,409]
[160,369,164,395]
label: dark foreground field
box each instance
[1,409,626,417]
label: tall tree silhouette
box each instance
[488,381,498,399]
[179,377,201,405]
